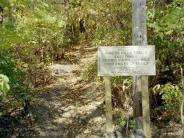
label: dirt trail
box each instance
[28,43,106,138]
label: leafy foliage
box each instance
[0,74,10,96]
[0,0,69,87]
[148,0,184,84]
[0,53,27,116]
[115,117,138,130]
[64,0,131,45]
[146,1,184,121]
[153,83,182,111]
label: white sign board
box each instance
[98,46,155,76]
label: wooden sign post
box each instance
[98,46,155,137]
[104,76,113,133]
[132,0,151,137]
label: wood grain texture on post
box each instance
[132,0,151,137]
[104,77,113,133]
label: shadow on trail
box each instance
[0,111,41,138]
[50,103,105,138]
[27,83,105,138]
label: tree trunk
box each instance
[132,0,148,122]
[31,0,35,9]
[132,0,151,137]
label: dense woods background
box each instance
[0,0,184,137]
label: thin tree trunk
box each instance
[31,0,35,10]
[9,6,16,23]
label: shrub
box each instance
[152,83,182,121]
[0,53,27,116]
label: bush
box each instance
[0,53,27,116]
[152,83,182,121]
[0,74,10,96]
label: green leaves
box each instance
[0,74,10,96]
[153,83,182,111]
[148,0,184,47]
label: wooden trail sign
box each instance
[98,46,155,76]
[98,46,155,136]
